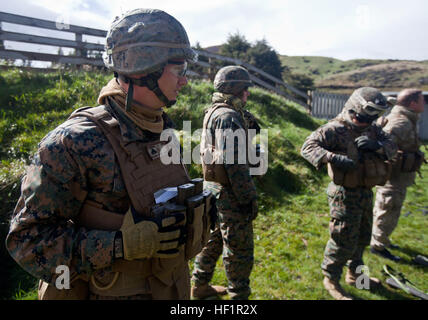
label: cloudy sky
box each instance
[1,0,427,61]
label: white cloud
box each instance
[2,0,427,60]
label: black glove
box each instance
[327,153,356,171]
[244,110,261,133]
[355,136,382,152]
[209,196,218,230]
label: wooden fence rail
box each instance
[0,11,311,110]
[0,11,106,67]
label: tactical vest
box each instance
[201,103,248,185]
[380,113,425,174]
[328,154,392,188]
[39,104,211,299]
[327,140,392,189]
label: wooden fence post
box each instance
[0,21,4,50]
[75,32,85,69]
[307,90,312,114]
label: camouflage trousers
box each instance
[321,182,373,281]
[371,185,407,250]
[191,186,254,300]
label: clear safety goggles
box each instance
[354,93,389,116]
[168,61,188,77]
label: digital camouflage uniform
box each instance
[7,101,172,297]
[192,66,258,300]
[301,88,397,282]
[6,8,199,300]
[371,105,423,250]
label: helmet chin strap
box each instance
[115,70,176,111]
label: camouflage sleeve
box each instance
[243,109,261,133]
[374,124,398,160]
[300,124,338,169]
[6,128,116,285]
[382,118,412,150]
[213,112,257,206]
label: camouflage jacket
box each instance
[203,95,257,206]
[379,105,421,186]
[381,105,421,153]
[301,118,397,170]
[6,101,173,285]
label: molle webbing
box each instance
[69,106,190,216]
[68,105,191,298]
[201,103,233,185]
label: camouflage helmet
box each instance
[214,65,253,96]
[343,87,389,117]
[103,8,197,75]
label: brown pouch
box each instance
[412,151,425,172]
[201,147,230,186]
[364,158,377,178]
[38,278,89,300]
[343,168,360,188]
[327,163,345,186]
[185,196,205,260]
[402,152,415,172]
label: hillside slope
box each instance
[280,56,428,91]
[316,60,428,90]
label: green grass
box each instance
[280,55,386,81]
[0,68,426,300]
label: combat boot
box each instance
[370,247,401,262]
[191,284,227,299]
[345,269,381,289]
[323,277,353,300]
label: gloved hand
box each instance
[240,199,258,221]
[355,136,382,152]
[326,152,356,171]
[120,207,185,260]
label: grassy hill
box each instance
[0,68,426,300]
[280,56,428,92]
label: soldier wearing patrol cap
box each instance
[6,8,212,300]
[301,87,397,300]
[191,65,259,300]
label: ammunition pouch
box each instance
[171,179,212,260]
[396,150,425,173]
[328,153,392,188]
[200,103,235,186]
[201,147,230,185]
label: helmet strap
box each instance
[125,78,134,112]
[116,69,176,108]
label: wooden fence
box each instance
[0,11,311,110]
[0,12,106,67]
[309,90,349,120]
[309,90,428,140]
